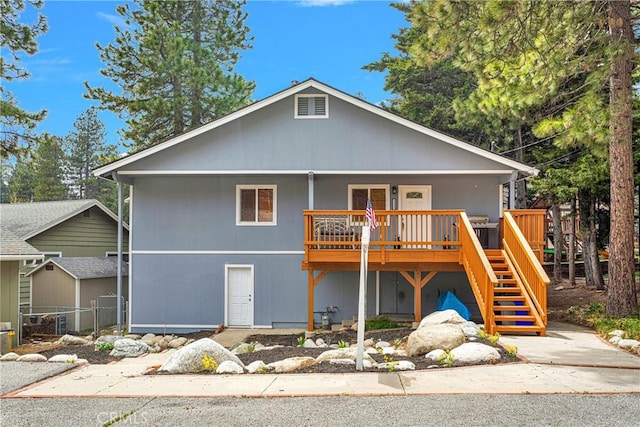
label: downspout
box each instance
[75,278,81,331]
[308,171,314,209]
[509,171,518,209]
[112,172,124,334]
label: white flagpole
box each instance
[356,225,370,371]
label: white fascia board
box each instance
[117,169,516,176]
[24,259,78,279]
[93,78,538,178]
[0,254,44,261]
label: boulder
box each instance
[302,339,317,348]
[425,349,447,362]
[407,323,465,356]
[159,338,244,374]
[0,352,19,361]
[617,339,640,350]
[418,310,467,328]
[124,334,141,340]
[48,354,78,363]
[461,321,481,338]
[316,348,376,365]
[95,335,126,345]
[57,335,89,346]
[378,360,415,371]
[168,337,188,348]
[231,343,257,355]
[329,359,355,365]
[109,338,149,358]
[450,342,501,364]
[267,357,316,373]
[17,353,47,362]
[216,360,244,374]
[375,341,391,349]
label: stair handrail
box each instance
[502,212,550,324]
[458,212,498,332]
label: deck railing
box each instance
[304,210,463,251]
[502,212,549,325]
[504,209,546,263]
[458,212,498,332]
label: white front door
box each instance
[398,186,432,247]
[226,265,253,327]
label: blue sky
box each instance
[8,0,406,149]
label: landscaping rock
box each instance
[418,309,466,328]
[159,338,244,374]
[48,354,78,363]
[617,339,640,350]
[232,343,257,354]
[425,349,447,362]
[378,360,415,371]
[315,348,376,365]
[267,356,316,373]
[109,338,149,358]
[407,323,465,356]
[461,321,481,338]
[57,335,89,346]
[0,352,19,361]
[168,337,188,348]
[16,354,47,362]
[450,342,501,364]
[246,360,267,373]
[95,335,126,345]
[302,339,317,348]
[216,360,244,374]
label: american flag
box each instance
[366,199,378,231]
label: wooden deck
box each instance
[302,209,549,335]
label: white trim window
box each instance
[295,94,328,119]
[347,185,389,211]
[236,185,277,226]
[24,252,61,266]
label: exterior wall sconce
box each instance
[392,186,397,195]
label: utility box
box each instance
[0,330,15,354]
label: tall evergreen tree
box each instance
[65,107,116,199]
[0,0,47,157]
[85,0,255,149]
[409,0,638,316]
[6,155,34,202]
[32,134,67,201]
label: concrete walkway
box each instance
[3,323,639,398]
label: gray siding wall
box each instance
[123,94,511,175]
[128,173,494,331]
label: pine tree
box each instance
[65,107,117,199]
[6,155,35,202]
[32,134,67,201]
[84,0,255,149]
[0,0,48,157]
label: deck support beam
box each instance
[307,269,329,331]
[400,270,438,323]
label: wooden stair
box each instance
[485,249,545,335]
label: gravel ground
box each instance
[0,362,77,395]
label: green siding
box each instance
[19,274,30,306]
[1,261,20,347]
[27,207,129,257]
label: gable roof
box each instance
[94,78,538,179]
[0,199,128,240]
[25,256,129,280]
[0,229,43,261]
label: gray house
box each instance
[95,79,549,336]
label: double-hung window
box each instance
[236,185,277,226]
[348,185,389,211]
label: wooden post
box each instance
[307,269,314,332]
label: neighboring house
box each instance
[94,78,549,336]
[25,257,129,333]
[0,230,43,347]
[0,200,129,339]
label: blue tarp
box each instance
[437,291,471,320]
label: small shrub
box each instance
[383,354,397,372]
[393,338,403,349]
[439,351,454,368]
[202,354,218,372]
[504,344,518,357]
[246,342,256,353]
[296,336,306,347]
[365,315,399,330]
[337,340,348,348]
[96,342,114,351]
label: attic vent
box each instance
[295,95,328,119]
[45,265,54,271]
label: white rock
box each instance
[302,339,317,348]
[329,359,355,365]
[232,343,257,354]
[109,338,149,358]
[315,338,325,347]
[395,349,408,357]
[381,347,395,356]
[95,335,126,345]
[407,323,465,356]
[609,336,622,345]
[48,354,78,363]
[159,338,244,374]
[461,321,481,338]
[378,360,415,371]
[375,341,391,349]
[608,330,625,338]
[363,339,375,348]
[141,333,156,341]
[246,360,268,374]
[17,354,47,362]
[168,337,188,348]
[124,334,141,340]
[617,339,640,350]
[57,335,89,346]
[0,352,19,361]
[316,348,376,365]
[267,356,316,373]
[216,360,244,374]
[365,348,378,355]
[418,310,466,328]
[450,342,501,364]
[425,349,447,362]
[554,285,564,291]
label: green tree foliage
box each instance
[65,107,117,199]
[0,0,47,157]
[409,0,638,316]
[32,134,67,201]
[85,0,255,149]
[6,155,34,202]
